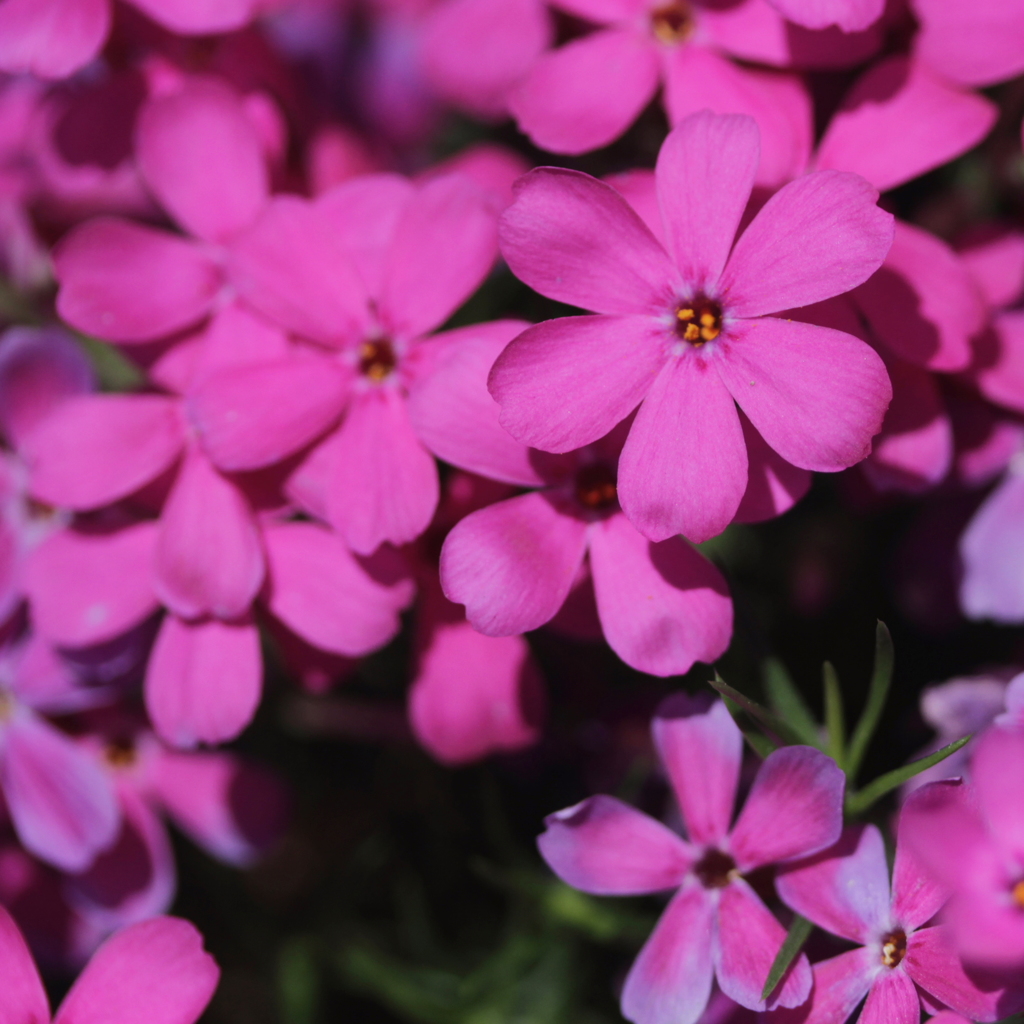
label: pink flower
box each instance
[1,903,219,1024]
[775,785,1024,1023]
[492,111,893,544]
[538,695,845,1023]
[762,0,883,31]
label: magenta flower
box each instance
[538,695,845,1023]
[1,904,219,1024]
[492,111,893,543]
[774,786,1024,1023]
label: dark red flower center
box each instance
[880,929,907,968]
[694,848,738,889]
[675,298,722,345]
[359,339,398,381]
[574,462,618,511]
[104,738,138,769]
[651,1,695,44]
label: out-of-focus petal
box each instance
[972,311,1024,415]
[765,0,883,31]
[734,413,810,523]
[761,947,874,1024]
[0,903,49,1024]
[960,472,1024,622]
[0,0,109,79]
[972,726,1024,856]
[124,0,251,33]
[960,230,1024,310]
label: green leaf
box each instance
[761,915,814,1001]
[76,334,144,392]
[845,736,971,817]
[722,696,778,759]
[822,662,845,768]
[710,674,804,747]
[762,657,822,748]
[277,938,320,1024]
[846,622,894,782]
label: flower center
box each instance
[358,339,397,382]
[103,738,138,769]
[694,848,738,889]
[651,1,695,44]
[1012,879,1024,908]
[675,298,722,345]
[574,462,618,511]
[0,689,13,724]
[880,929,907,968]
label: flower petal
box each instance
[589,513,733,677]
[715,317,891,473]
[652,694,742,848]
[440,492,588,636]
[53,916,219,1024]
[960,472,1024,622]
[766,948,875,1024]
[618,353,748,543]
[621,883,716,1024]
[718,171,894,318]
[971,726,1024,856]
[971,311,1024,415]
[766,0,883,31]
[0,0,109,79]
[124,0,251,33]
[144,615,262,749]
[655,111,760,293]
[892,784,955,931]
[729,745,844,871]
[54,218,222,343]
[0,904,49,1024]
[858,965,919,1024]
[538,794,695,895]
[136,78,267,244]
[734,412,811,523]
[488,315,667,454]
[3,714,119,872]
[509,29,659,154]
[499,168,678,316]
[261,521,412,657]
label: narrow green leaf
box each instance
[762,657,822,748]
[722,695,779,758]
[845,736,971,817]
[710,675,803,747]
[822,662,845,768]
[761,915,814,1001]
[846,622,894,782]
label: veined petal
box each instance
[765,0,883,31]
[718,171,894,318]
[538,795,694,895]
[858,966,919,1024]
[766,948,875,1024]
[892,785,955,931]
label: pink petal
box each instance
[662,52,812,191]
[2,714,119,873]
[765,0,883,30]
[763,947,874,1024]
[959,229,1024,309]
[407,320,547,487]
[718,171,894,318]
[509,29,660,154]
[715,317,891,473]
[0,326,95,448]
[187,353,349,471]
[488,315,667,454]
[136,78,267,244]
[815,56,997,193]
[498,168,678,316]
[154,447,263,620]
[734,413,811,523]
[151,748,288,866]
[605,169,663,245]
[25,523,160,647]
[144,615,262,749]
[24,394,184,510]
[858,966,919,1024]
[53,916,219,1024]
[589,513,733,677]
[54,218,222,343]
[123,0,250,33]
[972,311,1024,415]
[227,196,370,346]
[548,0,648,22]
[0,0,109,79]
[972,726,1024,855]
[714,879,812,1011]
[0,903,49,1024]
[618,353,748,543]
[775,824,891,944]
[651,695,742,848]
[440,491,588,635]
[261,521,412,657]
[655,111,760,293]
[379,174,498,339]
[421,0,553,119]
[188,300,291,382]
[327,388,439,554]
[538,794,695,895]
[912,0,1024,86]
[620,883,716,1024]
[853,221,983,372]
[729,745,844,871]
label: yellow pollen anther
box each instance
[880,929,907,968]
[358,339,397,382]
[1012,880,1024,908]
[676,298,722,345]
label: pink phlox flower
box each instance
[1,902,219,1024]
[508,0,881,157]
[190,170,499,555]
[492,110,893,545]
[0,0,264,80]
[774,784,1024,1024]
[538,694,845,1023]
[54,75,276,345]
